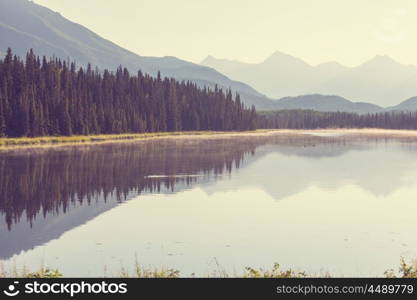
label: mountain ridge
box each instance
[0,0,272,108]
[3,0,417,113]
[202,52,417,107]
[271,94,383,114]
[387,97,417,112]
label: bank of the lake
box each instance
[3,128,417,150]
[0,130,269,150]
[1,258,416,278]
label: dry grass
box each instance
[0,132,217,147]
[0,130,275,150]
[2,259,416,278]
[242,263,307,278]
[0,265,63,278]
[384,258,417,278]
[3,128,417,150]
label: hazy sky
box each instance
[35,0,417,66]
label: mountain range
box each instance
[202,52,417,108]
[0,0,272,108]
[256,95,417,114]
[2,0,417,113]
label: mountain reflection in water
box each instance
[1,133,417,276]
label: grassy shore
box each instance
[1,259,416,278]
[0,132,222,147]
[4,128,417,150]
[0,130,280,150]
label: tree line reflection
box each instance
[2,133,414,231]
[0,138,261,230]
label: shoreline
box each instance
[1,258,415,278]
[2,128,417,151]
[0,130,276,151]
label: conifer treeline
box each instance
[258,110,417,130]
[2,48,417,137]
[0,48,257,137]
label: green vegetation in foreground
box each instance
[0,131,267,148]
[1,259,416,278]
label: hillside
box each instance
[3,0,416,112]
[202,52,417,107]
[271,95,382,114]
[387,97,417,112]
[0,0,269,108]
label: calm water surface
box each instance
[1,133,417,276]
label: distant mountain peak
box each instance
[267,50,289,57]
[361,55,399,67]
[262,50,310,66]
[387,96,417,111]
[316,61,347,68]
[201,55,218,64]
[373,54,394,60]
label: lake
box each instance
[1,131,417,277]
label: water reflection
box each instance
[0,138,261,259]
[1,133,417,275]
[0,138,259,230]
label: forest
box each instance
[1,48,417,138]
[0,48,257,137]
[258,110,417,130]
